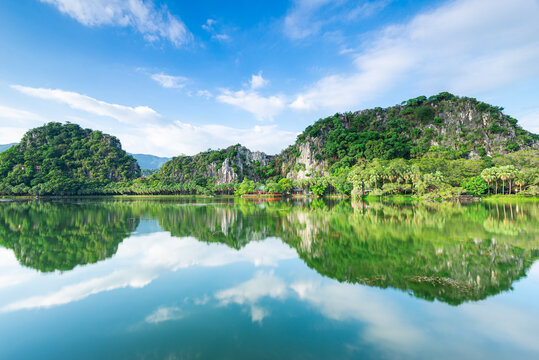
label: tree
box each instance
[277,178,293,193]
[461,176,488,196]
[481,168,495,195]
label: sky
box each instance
[0,0,538,157]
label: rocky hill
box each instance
[0,122,140,195]
[275,92,538,180]
[157,144,273,186]
[157,92,538,183]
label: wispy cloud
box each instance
[284,0,389,40]
[201,18,231,42]
[7,84,294,155]
[12,85,160,124]
[151,73,188,89]
[291,0,539,111]
[0,105,44,122]
[120,122,297,157]
[40,0,192,46]
[217,75,285,122]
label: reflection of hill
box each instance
[0,198,537,305]
[0,201,139,272]
[281,201,539,305]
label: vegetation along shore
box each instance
[1,92,537,200]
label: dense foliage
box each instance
[279,92,537,175]
[347,150,538,199]
[0,123,140,195]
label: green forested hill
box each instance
[276,92,538,179]
[0,122,140,195]
[1,93,537,196]
[156,144,273,186]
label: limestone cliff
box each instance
[157,144,273,185]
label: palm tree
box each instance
[514,170,525,193]
[491,167,500,194]
[505,165,517,194]
[481,168,495,195]
[497,166,512,195]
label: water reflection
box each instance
[0,198,537,306]
[0,199,538,359]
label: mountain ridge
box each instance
[157,92,538,184]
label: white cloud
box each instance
[291,0,539,111]
[119,121,297,156]
[145,306,183,324]
[250,72,268,90]
[217,89,285,121]
[9,84,295,156]
[0,105,47,143]
[0,105,44,122]
[0,127,30,144]
[12,85,160,124]
[151,73,188,89]
[40,0,192,46]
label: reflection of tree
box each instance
[281,200,539,305]
[0,198,537,305]
[0,201,139,272]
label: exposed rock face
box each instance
[217,158,237,184]
[274,95,538,181]
[158,94,538,184]
[282,137,329,180]
[158,144,273,184]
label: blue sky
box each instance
[0,0,538,156]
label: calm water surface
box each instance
[0,198,538,359]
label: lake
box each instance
[0,198,538,359]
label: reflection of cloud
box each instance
[215,270,287,322]
[145,306,183,324]
[0,249,36,290]
[125,235,296,270]
[460,302,539,352]
[290,280,425,350]
[2,269,156,312]
[193,295,210,306]
[250,305,268,323]
[1,234,296,313]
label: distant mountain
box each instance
[129,153,171,170]
[0,143,17,153]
